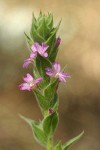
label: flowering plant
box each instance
[19,12,84,150]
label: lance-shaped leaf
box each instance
[19,115,47,146]
[50,93,58,111]
[34,89,50,110]
[37,16,50,40]
[49,46,59,62]
[44,79,58,101]
[63,131,84,150]
[46,33,56,57]
[36,55,52,87]
[31,27,45,43]
[46,20,61,57]
[43,112,59,136]
[54,142,62,150]
[24,32,33,46]
[46,13,53,29]
[32,123,47,146]
[30,14,45,43]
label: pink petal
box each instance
[43,52,48,57]
[31,42,40,52]
[19,83,31,91]
[23,61,31,68]
[46,71,54,76]
[34,78,43,85]
[30,52,37,58]
[23,73,33,83]
[61,72,71,78]
[58,74,66,82]
[53,62,61,73]
[42,43,49,52]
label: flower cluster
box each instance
[20,41,70,91]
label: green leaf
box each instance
[47,13,53,29]
[19,115,47,146]
[43,112,59,136]
[36,55,52,87]
[50,93,58,110]
[32,123,47,146]
[44,79,58,101]
[31,27,45,43]
[54,142,62,150]
[34,90,50,110]
[24,32,33,46]
[63,131,84,150]
[45,20,61,58]
[49,47,59,62]
[46,32,56,56]
[37,16,50,39]
[19,114,35,126]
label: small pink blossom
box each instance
[45,62,71,82]
[31,42,49,57]
[19,73,43,91]
[23,42,49,68]
[23,52,37,68]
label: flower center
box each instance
[29,82,34,88]
[55,73,59,78]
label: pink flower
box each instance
[23,42,49,68]
[23,52,37,68]
[19,73,43,91]
[45,62,71,82]
[31,42,49,57]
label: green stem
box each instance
[47,137,53,150]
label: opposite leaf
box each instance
[63,131,84,150]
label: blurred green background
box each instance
[0,0,100,149]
